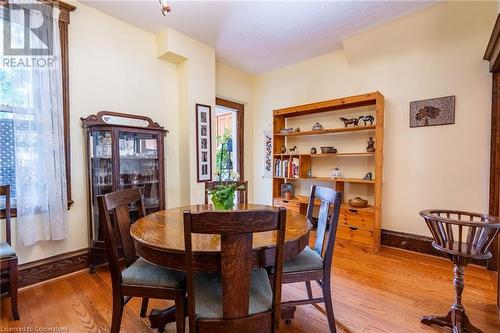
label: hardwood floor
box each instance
[1,243,499,332]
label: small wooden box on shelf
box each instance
[271,92,384,253]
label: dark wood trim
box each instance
[39,0,76,23]
[81,111,167,131]
[484,14,500,72]
[484,14,500,309]
[382,229,444,258]
[490,73,500,273]
[381,229,488,267]
[215,97,245,180]
[59,18,72,208]
[195,104,213,183]
[17,249,88,288]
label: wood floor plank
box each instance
[1,242,499,332]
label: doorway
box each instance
[215,98,244,181]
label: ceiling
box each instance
[83,0,437,74]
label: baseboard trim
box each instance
[381,229,445,257]
[381,229,488,267]
[18,248,89,288]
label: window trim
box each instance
[0,0,76,210]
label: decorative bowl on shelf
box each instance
[312,122,323,131]
[349,197,368,208]
[320,146,337,154]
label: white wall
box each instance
[251,1,496,236]
[13,1,178,264]
[156,28,216,205]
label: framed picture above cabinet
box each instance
[81,111,168,270]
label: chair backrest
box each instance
[0,185,12,245]
[183,207,286,322]
[420,209,500,259]
[204,180,248,204]
[97,188,145,285]
[306,185,342,271]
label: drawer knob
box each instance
[348,226,358,231]
[349,209,358,213]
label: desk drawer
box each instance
[336,225,375,247]
[339,207,375,231]
[273,199,300,212]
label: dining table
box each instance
[130,203,312,331]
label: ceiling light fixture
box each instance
[159,0,171,15]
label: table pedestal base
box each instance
[421,310,482,333]
[281,305,297,324]
[149,306,177,332]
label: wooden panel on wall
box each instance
[17,249,89,288]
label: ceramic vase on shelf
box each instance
[367,137,375,153]
[331,167,341,178]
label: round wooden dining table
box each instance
[130,203,312,331]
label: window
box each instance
[0,1,75,212]
[215,98,244,181]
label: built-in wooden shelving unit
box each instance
[274,125,376,137]
[272,92,384,253]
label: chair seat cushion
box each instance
[122,257,185,289]
[0,242,15,258]
[274,246,323,274]
[194,268,272,319]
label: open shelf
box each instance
[274,125,375,137]
[274,152,374,158]
[272,92,383,254]
[273,176,375,184]
[274,195,375,212]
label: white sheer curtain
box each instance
[1,2,68,246]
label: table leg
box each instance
[149,305,177,332]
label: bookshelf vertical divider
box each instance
[272,92,384,253]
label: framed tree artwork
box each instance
[196,104,212,182]
[410,95,455,128]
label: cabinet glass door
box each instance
[118,131,161,213]
[89,130,113,239]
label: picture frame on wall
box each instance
[410,95,455,128]
[196,103,212,182]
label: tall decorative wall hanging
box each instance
[196,104,212,182]
[263,130,272,178]
[410,95,455,128]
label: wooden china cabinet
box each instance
[81,111,168,270]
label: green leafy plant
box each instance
[215,130,232,181]
[206,172,244,210]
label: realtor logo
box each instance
[3,3,54,56]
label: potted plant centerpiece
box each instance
[207,171,245,210]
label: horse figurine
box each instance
[340,117,359,127]
[358,115,375,126]
[289,145,298,153]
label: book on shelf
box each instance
[274,158,300,178]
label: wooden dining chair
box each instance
[271,185,342,333]
[97,188,186,333]
[0,184,19,320]
[204,180,248,204]
[183,207,287,333]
